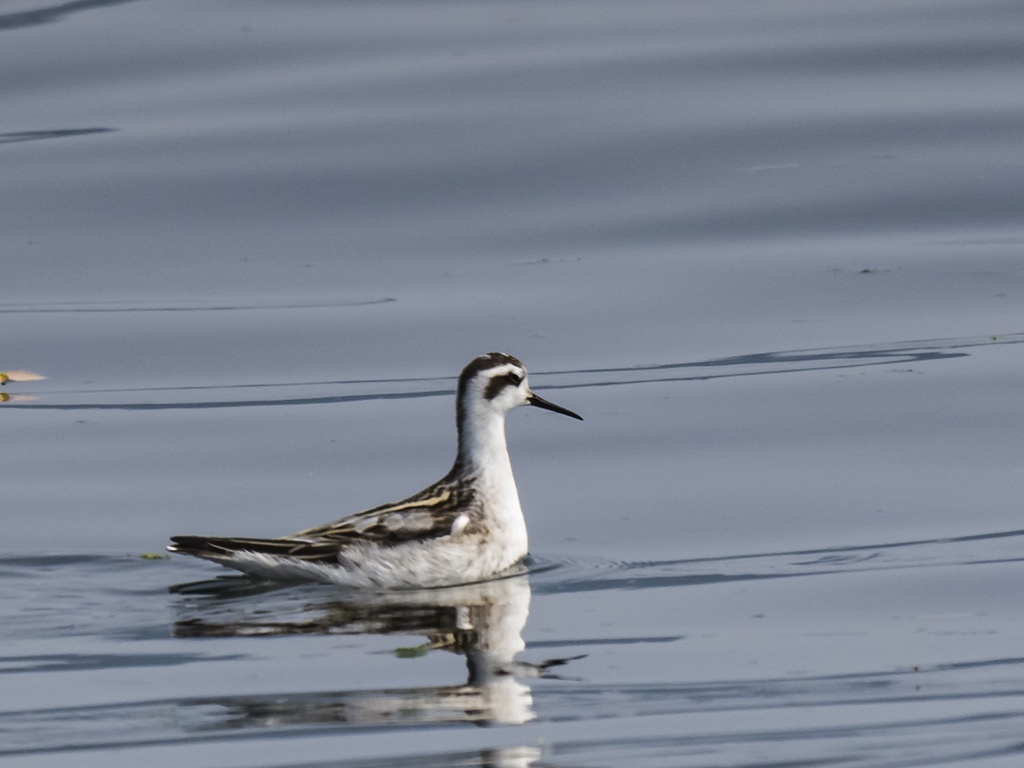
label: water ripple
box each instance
[4,333,1020,410]
[531,527,1024,595]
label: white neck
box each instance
[458,408,516,484]
[456,407,528,556]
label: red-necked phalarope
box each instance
[169,352,582,588]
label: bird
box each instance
[168,352,582,588]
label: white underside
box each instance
[203,527,527,589]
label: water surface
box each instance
[3,1,1024,765]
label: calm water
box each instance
[3,1,1024,766]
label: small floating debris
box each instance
[394,644,430,658]
[136,553,171,561]
[0,370,46,384]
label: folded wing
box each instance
[169,481,476,564]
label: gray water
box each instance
[3,1,1024,766]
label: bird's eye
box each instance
[506,372,523,386]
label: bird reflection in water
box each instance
[169,571,581,735]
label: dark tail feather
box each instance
[168,535,338,562]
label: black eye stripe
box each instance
[482,370,523,400]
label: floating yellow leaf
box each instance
[0,370,46,384]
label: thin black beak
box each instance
[527,392,583,421]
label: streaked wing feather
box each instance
[170,481,477,565]
[290,481,475,545]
